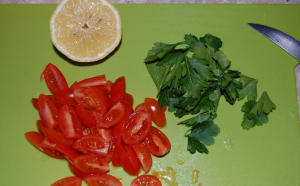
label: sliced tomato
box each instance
[75,105,96,127]
[122,112,152,145]
[116,143,140,175]
[144,98,167,128]
[47,95,64,110]
[68,163,89,178]
[124,93,134,107]
[50,176,82,186]
[36,120,45,136]
[42,127,74,146]
[25,131,64,159]
[74,87,108,115]
[73,155,109,175]
[32,98,39,109]
[41,137,56,149]
[144,126,171,156]
[135,103,148,113]
[105,142,114,163]
[70,75,107,90]
[110,76,126,104]
[55,88,77,105]
[58,105,83,139]
[38,94,59,129]
[84,174,122,186]
[82,126,98,135]
[72,135,110,157]
[111,145,121,167]
[112,101,133,145]
[97,127,113,142]
[55,144,80,164]
[98,102,124,128]
[130,175,162,186]
[133,143,152,173]
[43,63,68,95]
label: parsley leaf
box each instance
[144,34,276,154]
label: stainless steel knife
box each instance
[248,23,300,62]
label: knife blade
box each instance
[248,23,300,62]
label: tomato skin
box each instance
[50,176,82,186]
[55,144,80,164]
[144,98,167,128]
[43,63,68,95]
[32,98,39,109]
[36,120,45,136]
[117,143,140,175]
[68,163,89,178]
[38,94,59,129]
[99,102,125,128]
[73,155,110,175]
[84,174,122,186]
[55,88,77,105]
[130,175,162,186]
[133,143,152,173]
[72,135,110,157]
[58,105,83,139]
[75,105,96,127]
[42,127,74,146]
[25,131,64,159]
[70,75,107,90]
[124,93,134,107]
[111,145,121,167]
[144,126,171,157]
[111,76,126,104]
[134,103,148,113]
[122,112,152,145]
[97,127,113,142]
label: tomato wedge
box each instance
[68,163,89,178]
[73,155,109,175]
[75,105,96,127]
[122,112,152,145]
[50,176,82,186]
[42,127,74,146]
[58,105,83,139]
[25,131,64,159]
[111,145,121,167]
[124,93,134,107]
[134,103,148,113]
[43,63,68,95]
[36,120,45,135]
[38,94,59,129]
[84,174,122,186]
[133,143,152,173]
[130,175,162,186]
[72,135,110,157]
[110,76,126,104]
[144,126,171,156]
[116,143,140,175]
[98,102,125,128]
[54,88,77,105]
[55,144,80,164]
[70,75,107,90]
[144,98,167,128]
[97,127,113,142]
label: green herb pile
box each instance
[144,34,276,154]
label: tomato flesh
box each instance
[144,98,167,128]
[144,126,171,156]
[75,105,96,127]
[73,155,109,175]
[133,143,152,173]
[50,176,82,186]
[110,76,126,104]
[38,94,59,129]
[43,127,74,146]
[117,143,140,175]
[130,175,162,186]
[71,75,107,90]
[84,174,122,186]
[43,63,68,95]
[99,102,125,128]
[55,88,77,105]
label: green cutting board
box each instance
[0,4,300,186]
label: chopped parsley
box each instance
[144,34,276,154]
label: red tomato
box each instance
[72,135,110,157]
[105,142,114,163]
[41,137,56,149]
[75,105,96,127]
[111,145,121,167]
[74,87,108,115]
[58,105,83,139]
[38,94,59,129]
[122,112,152,145]
[99,102,125,128]
[84,174,122,186]
[112,101,134,145]
[73,155,109,175]
[55,144,80,164]
[144,98,167,128]
[25,131,64,159]
[133,143,152,173]
[32,98,39,109]
[47,95,64,110]
[68,163,89,178]
[43,63,68,95]
[71,75,108,90]
[50,176,82,186]
[117,143,140,175]
[124,93,134,107]
[110,76,126,104]
[42,127,74,146]
[130,175,162,186]
[55,88,77,105]
[82,126,98,135]
[36,120,45,136]
[135,103,148,113]
[144,126,171,156]
[97,127,113,142]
